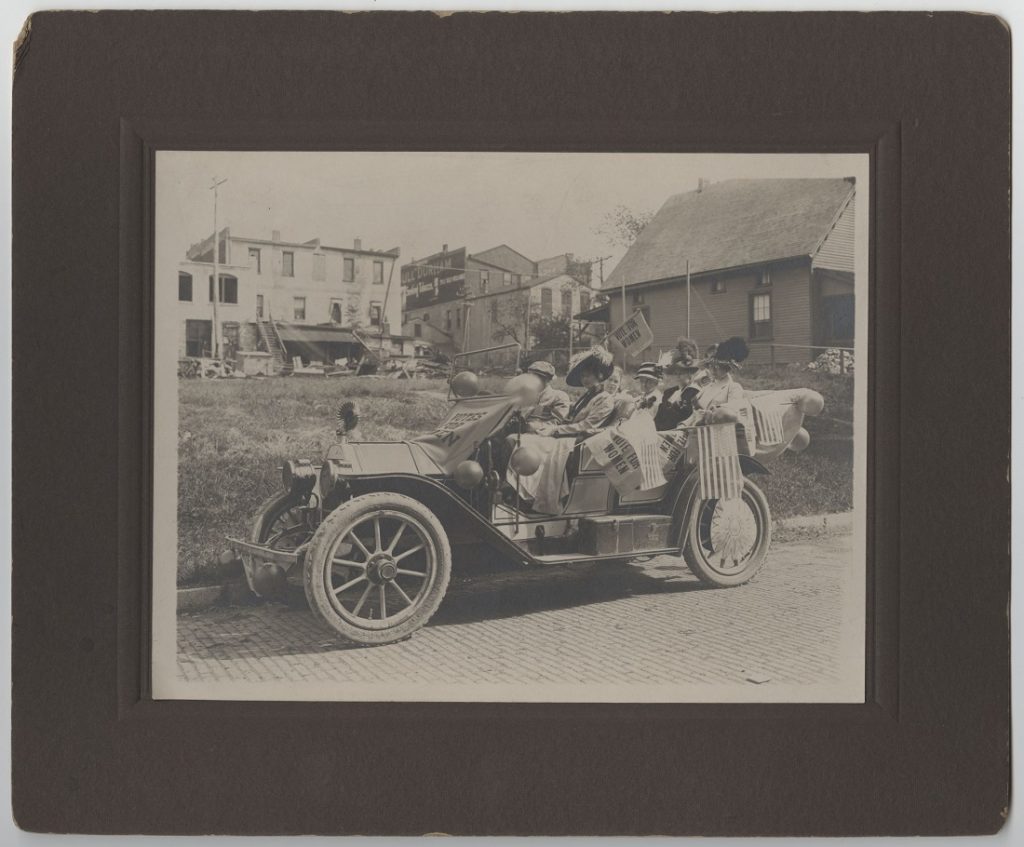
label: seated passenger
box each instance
[507,346,616,513]
[679,336,750,427]
[653,337,701,430]
[522,360,570,426]
[634,362,664,418]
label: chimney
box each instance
[272,229,281,242]
[354,237,362,251]
[442,243,448,254]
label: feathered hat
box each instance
[565,345,615,387]
[706,336,750,369]
[659,336,701,374]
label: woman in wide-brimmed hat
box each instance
[677,335,750,428]
[509,346,619,514]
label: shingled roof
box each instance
[606,178,856,289]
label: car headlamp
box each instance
[319,459,339,497]
[281,459,316,497]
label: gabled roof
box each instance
[606,178,856,289]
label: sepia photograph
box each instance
[152,151,868,702]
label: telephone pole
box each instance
[209,177,227,359]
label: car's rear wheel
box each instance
[304,493,451,646]
[681,477,771,587]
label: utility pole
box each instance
[209,177,227,359]
[686,258,691,338]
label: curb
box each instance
[773,512,853,532]
[177,579,253,612]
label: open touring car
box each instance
[228,362,824,646]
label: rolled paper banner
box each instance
[788,427,811,453]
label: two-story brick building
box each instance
[603,178,857,366]
[400,244,599,358]
[177,228,406,369]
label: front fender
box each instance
[344,474,533,566]
[664,456,767,546]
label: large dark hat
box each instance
[707,336,750,369]
[565,345,615,387]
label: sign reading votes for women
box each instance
[609,309,654,358]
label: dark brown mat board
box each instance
[11,11,1009,835]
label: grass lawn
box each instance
[177,370,854,585]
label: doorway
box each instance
[185,319,212,358]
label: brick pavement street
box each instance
[174,529,855,699]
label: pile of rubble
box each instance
[806,348,854,375]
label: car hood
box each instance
[324,440,445,477]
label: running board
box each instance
[531,548,680,565]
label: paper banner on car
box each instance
[584,413,666,494]
[412,395,515,473]
[608,309,654,359]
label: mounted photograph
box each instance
[152,151,869,702]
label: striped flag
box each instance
[695,423,743,502]
[752,401,787,447]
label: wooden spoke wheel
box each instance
[304,493,451,645]
[681,477,771,587]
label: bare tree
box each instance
[593,204,655,248]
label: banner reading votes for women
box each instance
[584,413,667,494]
[608,309,654,359]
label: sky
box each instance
[157,151,864,286]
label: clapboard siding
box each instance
[608,258,815,366]
[813,194,855,273]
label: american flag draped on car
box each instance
[693,423,743,502]
[751,400,787,447]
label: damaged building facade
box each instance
[176,229,406,371]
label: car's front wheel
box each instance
[681,477,772,587]
[304,492,451,645]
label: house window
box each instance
[759,268,771,287]
[822,294,855,341]
[711,278,726,294]
[490,299,499,321]
[630,291,651,323]
[178,272,193,302]
[561,289,573,315]
[503,271,512,287]
[330,300,343,323]
[479,271,489,293]
[343,257,355,282]
[208,274,238,304]
[369,303,382,327]
[541,288,553,317]
[373,261,384,284]
[414,323,422,338]
[750,292,772,339]
[445,310,452,331]
[293,297,306,321]
[312,253,326,281]
[456,308,462,329]
[256,294,264,318]
[423,313,430,323]
[248,247,261,274]
[579,290,591,312]
[282,251,295,277]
